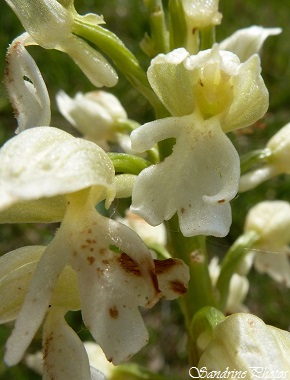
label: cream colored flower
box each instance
[56,90,135,151]
[244,201,290,287]
[240,123,290,192]
[131,46,268,237]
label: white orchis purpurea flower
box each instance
[5,33,51,133]
[220,26,282,62]
[130,46,268,237]
[5,0,118,88]
[240,123,290,192]
[209,257,249,314]
[0,127,189,366]
[182,0,222,28]
[56,90,136,152]
[244,201,290,287]
[198,313,290,371]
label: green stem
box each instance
[169,0,187,50]
[216,231,259,311]
[143,0,169,55]
[72,19,165,114]
[165,214,216,365]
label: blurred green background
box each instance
[1,0,290,378]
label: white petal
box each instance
[42,308,92,380]
[67,213,161,364]
[199,313,290,370]
[84,342,114,378]
[182,0,222,28]
[147,48,195,116]
[220,26,282,62]
[5,35,51,132]
[0,127,115,211]
[131,115,240,237]
[5,0,72,48]
[0,246,44,323]
[60,36,118,88]
[244,201,290,250]
[254,248,290,287]
[90,367,107,380]
[239,165,278,192]
[154,258,189,300]
[4,231,71,366]
[130,116,181,153]
[222,55,269,132]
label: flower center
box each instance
[194,63,234,119]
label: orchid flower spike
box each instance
[5,33,51,133]
[240,122,290,192]
[130,46,268,237]
[0,127,189,366]
[5,0,118,87]
[244,200,290,287]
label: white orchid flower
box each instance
[130,46,268,237]
[198,313,290,372]
[0,127,189,366]
[244,201,290,287]
[5,0,118,88]
[220,25,282,62]
[56,90,135,152]
[240,123,290,192]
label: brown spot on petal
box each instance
[99,247,106,255]
[109,306,119,319]
[170,280,187,295]
[118,253,141,276]
[154,258,177,274]
[87,256,95,265]
[180,207,185,214]
[218,199,225,203]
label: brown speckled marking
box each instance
[180,207,185,214]
[154,258,177,274]
[170,280,187,295]
[87,256,95,265]
[118,253,141,276]
[109,306,119,319]
[218,199,225,203]
[99,247,106,255]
